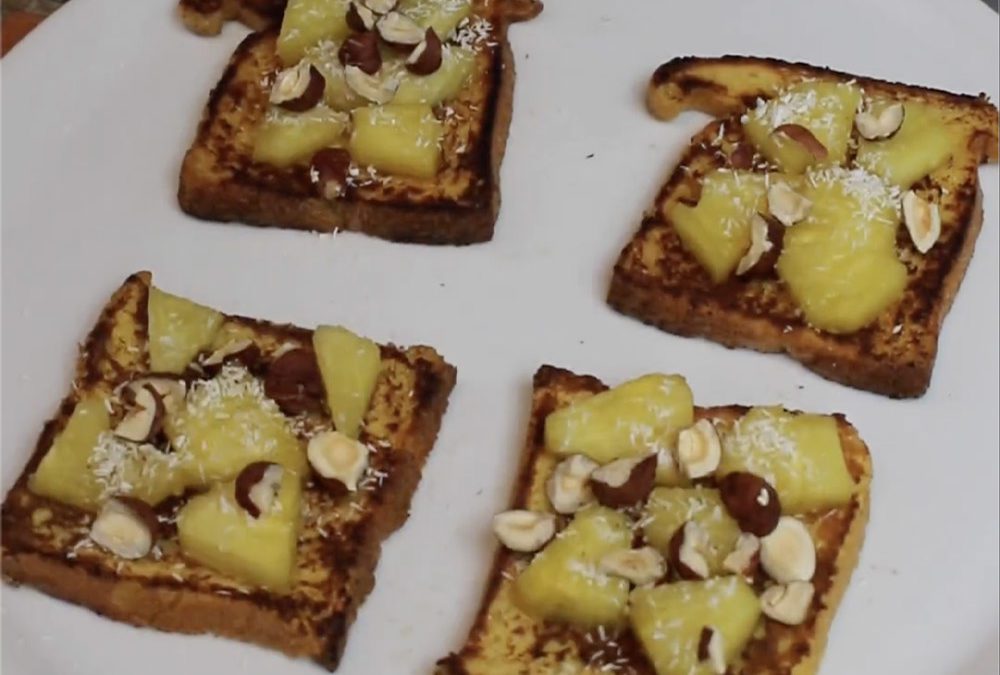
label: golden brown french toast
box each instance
[177,0,542,244]
[438,365,872,675]
[1,271,456,670]
[609,56,999,397]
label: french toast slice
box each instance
[177,0,541,35]
[437,365,872,675]
[609,56,999,397]
[1,271,456,670]
[177,0,542,245]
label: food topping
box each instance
[760,581,815,625]
[493,510,556,553]
[598,547,666,586]
[719,472,781,536]
[307,430,369,492]
[759,516,815,583]
[270,62,326,112]
[234,462,285,518]
[676,419,721,479]
[89,496,158,559]
[546,454,597,514]
[589,454,657,508]
[902,189,941,253]
[855,101,905,141]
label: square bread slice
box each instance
[437,365,872,674]
[177,0,542,244]
[1,271,456,670]
[609,56,999,397]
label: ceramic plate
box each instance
[2,0,997,672]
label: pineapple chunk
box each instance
[349,104,444,179]
[308,51,368,111]
[667,170,768,283]
[277,0,351,67]
[28,394,110,510]
[167,366,306,487]
[177,469,302,590]
[393,45,476,106]
[743,81,862,174]
[253,107,350,168]
[513,507,632,629]
[148,286,223,374]
[776,167,907,333]
[398,0,473,39]
[544,374,694,466]
[631,577,761,675]
[856,101,957,189]
[641,487,741,574]
[88,433,189,506]
[312,325,381,439]
[718,407,855,514]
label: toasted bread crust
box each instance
[1,272,457,670]
[177,8,525,245]
[610,56,999,398]
[438,365,872,674]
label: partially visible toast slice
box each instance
[179,0,284,35]
[609,56,999,397]
[177,0,542,35]
[178,0,541,244]
[1,272,456,670]
[437,365,872,674]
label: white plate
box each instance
[2,0,998,672]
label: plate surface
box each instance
[2,0,998,673]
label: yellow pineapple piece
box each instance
[718,407,855,514]
[148,286,223,374]
[544,374,694,467]
[631,577,761,675]
[743,80,862,174]
[88,433,189,506]
[512,507,632,629]
[398,0,473,39]
[166,366,306,487]
[641,487,741,574]
[277,0,351,67]
[177,468,302,590]
[349,104,444,179]
[776,167,907,333]
[28,394,110,510]
[307,50,368,111]
[253,106,350,168]
[667,170,768,283]
[393,45,476,106]
[856,101,957,189]
[312,325,381,439]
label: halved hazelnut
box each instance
[668,520,710,580]
[719,472,781,536]
[760,581,815,625]
[234,462,284,519]
[492,510,556,553]
[364,0,397,12]
[760,516,815,583]
[126,377,186,416]
[89,496,159,559]
[676,419,721,479]
[113,384,165,443]
[855,101,905,141]
[546,454,598,514]
[736,213,784,278]
[307,430,369,492]
[338,30,382,75]
[201,338,256,367]
[346,0,376,31]
[729,143,754,170]
[722,532,761,579]
[344,65,399,104]
[311,148,352,200]
[772,124,828,160]
[697,626,726,674]
[270,62,326,112]
[405,28,443,76]
[598,546,666,586]
[902,190,941,254]
[589,454,657,508]
[767,181,812,227]
[264,348,325,416]
[376,11,424,48]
